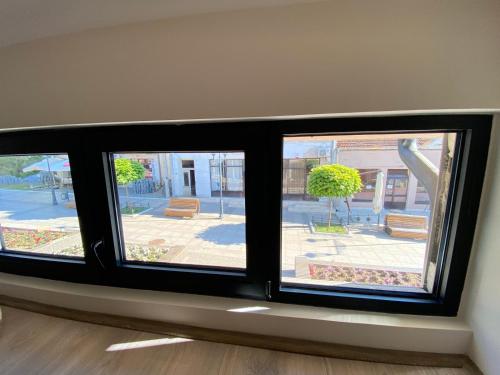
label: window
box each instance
[0,115,491,316]
[0,154,83,258]
[209,159,245,197]
[352,169,377,202]
[282,158,320,200]
[181,160,194,169]
[110,152,246,269]
[281,133,455,294]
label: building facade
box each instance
[115,152,245,198]
[283,137,443,211]
[117,136,442,212]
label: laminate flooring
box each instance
[0,306,479,375]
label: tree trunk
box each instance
[345,198,351,225]
[125,185,130,208]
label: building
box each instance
[115,152,245,198]
[284,135,444,211]
[118,135,441,212]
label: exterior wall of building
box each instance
[283,141,442,211]
[338,148,441,210]
[114,152,245,198]
[170,153,211,198]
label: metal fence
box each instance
[0,174,43,186]
[131,179,163,195]
[311,212,382,226]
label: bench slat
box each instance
[165,198,200,218]
[385,213,428,240]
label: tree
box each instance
[307,164,362,227]
[0,155,43,177]
[114,158,145,206]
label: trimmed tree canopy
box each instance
[307,164,362,199]
[114,158,145,186]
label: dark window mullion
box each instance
[242,128,271,296]
[70,131,118,272]
[264,127,285,299]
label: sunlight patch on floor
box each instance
[227,306,270,313]
[106,337,193,351]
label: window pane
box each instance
[353,169,377,202]
[112,152,246,269]
[282,133,456,293]
[0,154,84,257]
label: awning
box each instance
[22,156,71,173]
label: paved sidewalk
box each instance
[0,189,427,281]
[281,214,426,277]
[121,200,246,268]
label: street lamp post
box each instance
[219,153,224,219]
[46,156,58,205]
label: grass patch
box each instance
[314,223,348,234]
[0,184,32,190]
[120,206,148,215]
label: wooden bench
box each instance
[384,214,428,240]
[65,201,77,209]
[164,198,200,218]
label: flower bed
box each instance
[1,228,68,250]
[309,264,422,287]
[125,244,170,262]
[56,244,170,262]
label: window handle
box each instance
[92,239,106,270]
[265,280,272,300]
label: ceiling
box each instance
[0,0,316,48]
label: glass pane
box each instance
[112,152,246,269]
[182,160,194,169]
[0,154,84,257]
[282,132,457,293]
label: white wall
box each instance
[0,0,499,372]
[459,117,500,375]
[0,0,499,128]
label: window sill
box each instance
[0,272,471,355]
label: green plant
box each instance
[120,205,148,215]
[307,164,362,227]
[309,264,422,287]
[313,223,348,234]
[125,244,170,262]
[114,158,145,206]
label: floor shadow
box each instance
[195,223,245,245]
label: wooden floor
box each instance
[0,306,479,375]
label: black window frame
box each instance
[0,129,107,282]
[0,114,491,316]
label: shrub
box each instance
[307,164,362,226]
[114,158,145,205]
